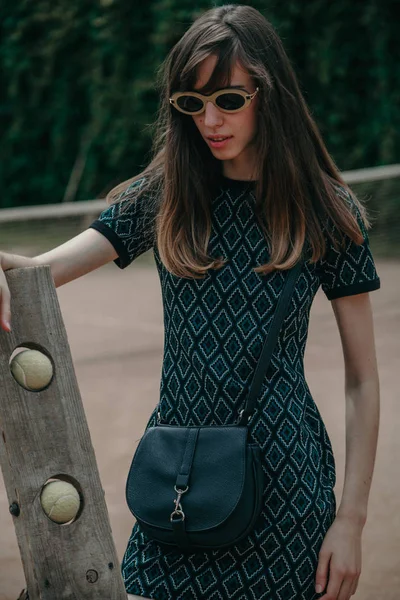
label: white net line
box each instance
[1,164,398,256]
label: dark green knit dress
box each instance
[89,175,380,600]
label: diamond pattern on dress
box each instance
[91,180,379,599]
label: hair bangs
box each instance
[196,44,239,94]
[179,39,240,93]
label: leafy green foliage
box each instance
[1,0,399,207]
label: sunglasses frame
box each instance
[169,87,259,115]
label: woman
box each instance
[1,5,380,600]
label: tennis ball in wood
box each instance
[10,349,53,391]
[40,480,81,524]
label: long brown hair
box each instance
[107,4,370,278]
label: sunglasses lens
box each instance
[216,93,246,111]
[177,95,204,113]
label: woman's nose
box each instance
[204,102,223,127]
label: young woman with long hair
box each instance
[1,5,380,599]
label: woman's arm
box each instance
[332,292,380,523]
[316,292,380,599]
[0,228,118,331]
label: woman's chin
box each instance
[210,146,239,160]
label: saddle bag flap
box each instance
[126,424,249,532]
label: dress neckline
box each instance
[219,174,257,190]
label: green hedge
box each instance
[1,0,399,208]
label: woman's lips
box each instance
[207,136,233,149]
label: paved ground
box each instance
[0,257,398,599]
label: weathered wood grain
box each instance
[0,266,127,599]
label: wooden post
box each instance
[0,266,127,600]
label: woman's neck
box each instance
[222,148,258,182]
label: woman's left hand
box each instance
[315,515,363,599]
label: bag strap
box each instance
[237,259,303,426]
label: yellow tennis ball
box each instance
[10,349,53,391]
[40,480,81,524]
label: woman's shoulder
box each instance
[111,176,150,203]
[321,181,369,240]
[109,175,162,218]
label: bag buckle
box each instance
[170,485,188,522]
[237,409,253,424]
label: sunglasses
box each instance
[169,87,259,115]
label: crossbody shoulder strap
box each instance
[238,259,303,425]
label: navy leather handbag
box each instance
[125,261,303,551]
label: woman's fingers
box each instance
[318,554,346,599]
[319,564,358,600]
[319,571,342,599]
[315,550,331,595]
[337,577,355,600]
[350,575,360,596]
[0,272,11,331]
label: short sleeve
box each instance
[317,189,381,300]
[88,178,158,269]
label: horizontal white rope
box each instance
[0,164,399,223]
[0,199,106,223]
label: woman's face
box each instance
[191,54,259,179]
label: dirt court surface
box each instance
[0,257,399,599]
